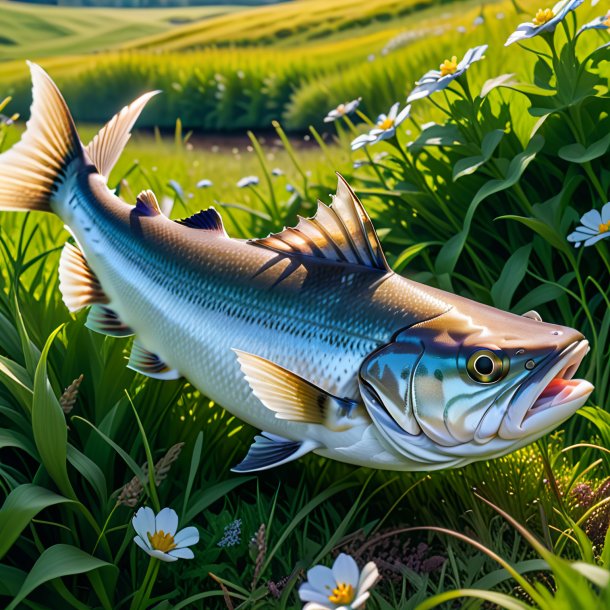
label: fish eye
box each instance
[466,349,507,384]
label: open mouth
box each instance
[523,340,593,422]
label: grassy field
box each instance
[2,0,583,132]
[0,1,243,59]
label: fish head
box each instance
[358,303,593,467]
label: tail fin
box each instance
[0,62,83,212]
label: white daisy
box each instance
[132,507,199,563]
[324,98,362,123]
[237,175,259,188]
[567,202,610,247]
[350,103,411,150]
[299,553,379,609]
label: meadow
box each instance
[1,0,610,608]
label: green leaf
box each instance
[570,561,610,587]
[497,215,570,254]
[32,325,75,500]
[409,123,464,152]
[453,129,504,181]
[184,476,253,523]
[6,544,113,610]
[480,73,517,97]
[490,244,532,310]
[558,132,610,164]
[0,355,33,412]
[0,484,75,560]
[513,284,565,314]
[0,564,26,596]
[392,241,439,273]
[0,427,37,458]
[66,445,107,503]
[437,135,543,275]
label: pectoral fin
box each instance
[128,339,181,380]
[231,432,319,472]
[233,349,367,431]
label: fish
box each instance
[0,63,594,472]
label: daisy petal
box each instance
[584,232,610,247]
[303,603,332,610]
[358,561,380,593]
[133,535,152,553]
[580,208,602,229]
[307,565,336,592]
[174,526,199,548]
[332,553,359,588]
[395,104,412,126]
[601,201,610,223]
[352,591,371,608]
[299,583,332,604]
[148,549,178,562]
[168,547,195,560]
[132,507,155,543]
[155,507,179,536]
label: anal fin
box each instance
[86,305,133,337]
[59,242,109,312]
[231,432,319,473]
[128,339,181,380]
[233,349,367,431]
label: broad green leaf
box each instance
[514,284,565,314]
[570,561,610,587]
[392,241,439,273]
[558,132,610,164]
[490,244,532,310]
[0,355,33,412]
[0,564,26,596]
[0,484,75,560]
[409,123,464,152]
[182,431,203,522]
[6,544,113,610]
[480,73,517,97]
[453,129,504,180]
[32,325,75,499]
[437,135,543,275]
[0,427,37,458]
[497,215,570,254]
[66,445,107,503]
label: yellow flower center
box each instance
[439,56,459,77]
[336,103,346,114]
[148,530,177,553]
[599,222,610,234]
[328,582,355,604]
[533,8,554,26]
[603,15,610,28]
[378,117,394,130]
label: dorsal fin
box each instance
[250,174,389,271]
[58,242,109,312]
[86,90,160,178]
[135,190,161,216]
[175,208,226,234]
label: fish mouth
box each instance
[502,340,593,438]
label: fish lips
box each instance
[498,339,593,440]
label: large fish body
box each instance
[0,65,594,472]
